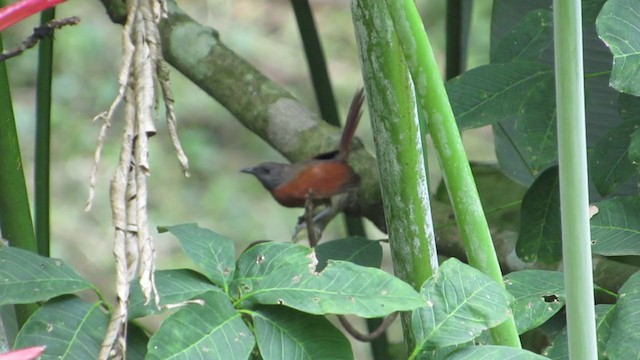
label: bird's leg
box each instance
[304,196,319,247]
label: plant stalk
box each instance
[384,0,521,348]
[553,0,598,358]
[35,7,55,257]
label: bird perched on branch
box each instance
[242,88,365,244]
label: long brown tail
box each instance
[337,87,365,161]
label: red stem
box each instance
[0,0,66,31]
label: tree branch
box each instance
[99,0,386,231]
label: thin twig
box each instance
[337,312,399,342]
[0,16,79,61]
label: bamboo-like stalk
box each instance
[445,0,464,79]
[0,33,39,326]
[553,0,598,358]
[384,0,521,348]
[351,0,439,350]
[35,7,55,257]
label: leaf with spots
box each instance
[516,166,562,264]
[606,271,640,358]
[445,61,553,130]
[544,304,615,359]
[238,255,424,317]
[252,306,352,360]
[504,270,565,334]
[410,258,514,354]
[0,247,94,305]
[160,223,236,289]
[14,296,109,359]
[596,0,640,96]
[230,242,313,299]
[147,291,254,360]
[129,269,221,318]
[591,196,640,256]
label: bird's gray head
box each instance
[241,162,290,190]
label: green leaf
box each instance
[314,237,382,271]
[240,256,425,317]
[129,269,220,318]
[127,322,150,360]
[491,9,553,63]
[0,247,93,305]
[514,76,557,174]
[446,345,549,359]
[252,306,352,360]
[589,120,638,196]
[544,304,615,360]
[411,258,514,352]
[231,242,313,298]
[596,0,640,96]
[446,61,553,130]
[504,270,565,334]
[516,167,562,264]
[161,224,235,288]
[607,272,640,359]
[147,291,254,360]
[591,196,640,256]
[14,296,108,359]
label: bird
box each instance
[241,88,365,239]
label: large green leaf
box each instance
[231,242,313,298]
[492,0,623,188]
[514,76,557,173]
[244,259,424,317]
[314,236,382,271]
[410,258,514,352]
[491,9,553,63]
[591,196,640,256]
[590,94,640,196]
[147,291,254,360]
[129,269,220,318]
[516,167,562,263]
[544,304,615,360]
[0,247,93,305]
[596,0,640,96]
[252,306,352,360]
[14,296,108,359]
[160,224,236,288]
[607,272,640,358]
[446,61,553,130]
[504,270,565,334]
[446,345,549,359]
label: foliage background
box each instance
[3,0,493,346]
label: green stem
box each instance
[289,0,340,126]
[385,0,521,348]
[0,32,38,326]
[35,7,55,257]
[584,70,611,79]
[553,0,597,358]
[445,0,464,79]
[351,0,439,351]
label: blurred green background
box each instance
[3,0,494,354]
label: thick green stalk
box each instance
[351,0,439,350]
[553,0,597,358]
[385,1,521,348]
[0,33,38,326]
[35,7,55,257]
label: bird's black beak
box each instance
[241,167,255,174]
